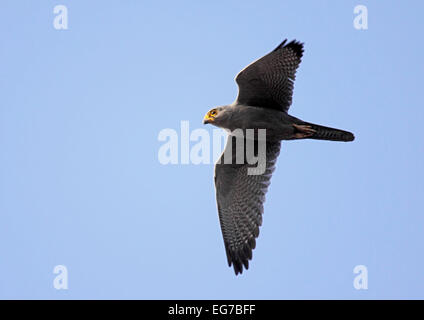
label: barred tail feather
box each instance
[304,122,355,142]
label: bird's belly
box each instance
[228,106,293,140]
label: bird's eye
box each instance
[210,110,217,116]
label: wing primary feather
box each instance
[284,40,304,60]
[215,138,281,275]
[235,39,304,112]
[273,39,288,51]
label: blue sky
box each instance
[0,1,423,299]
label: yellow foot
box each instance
[292,124,316,139]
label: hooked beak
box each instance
[203,114,213,125]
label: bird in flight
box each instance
[203,39,354,275]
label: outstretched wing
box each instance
[235,39,304,113]
[214,135,281,275]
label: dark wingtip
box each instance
[233,260,244,275]
[286,40,304,59]
[233,261,248,276]
[273,39,287,51]
[345,132,355,142]
[274,39,304,59]
[227,242,254,276]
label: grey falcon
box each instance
[203,39,355,275]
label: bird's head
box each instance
[203,106,228,126]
